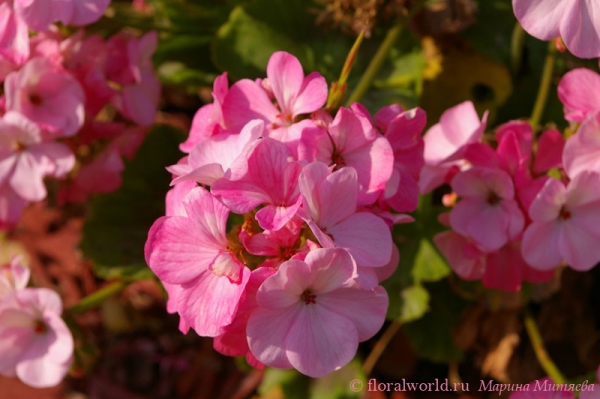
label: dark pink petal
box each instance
[533,129,564,174]
[69,0,110,26]
[255,197,302,232]
[266,52,304,116]
[222,79,277,132]
[483,244,524,292]
[434,231,485,280]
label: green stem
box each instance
[67,280,128,316]
[346,0,427,105]
[510,23,525,75]
[523,308,567,384]
[363,320,401,376]
[530,41,556,129]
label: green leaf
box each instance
[310,359,365,399]
[259,368,310,399]
[403,280,466,363]
[211,6,312,80]
[400,285,430,323]
[80,125,185,272]
[411,238,451,283]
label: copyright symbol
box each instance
[350,379,363,392]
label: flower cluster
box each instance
[0,256,74,388]
[145,51,426,377]
[428,71,600,291]
[0,0,159,226]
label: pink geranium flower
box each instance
[222,51,327,145]
[145,186,251,336]
[5,57,85,137]
[246,248,388,377]
[449,167,525,252]
[513,0,600,59]
[0,256,29,299]
[298,162,393,268]
[563,110,600,179]
[0,111,75,202]
[0,288,73,388]
[522,171,600,271]
[14,0,109,31]
[420,101,488,193]
[211,137,304,231]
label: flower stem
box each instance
[346,0,427,105]
[530,41,556,130]
[523,308,567,384]
[363,320,402,376]
[67,280,128,316]
[510,23,525,75]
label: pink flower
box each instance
[246,248,388,377]
[522,172,600,271]
[222,51,327,145]
[0,288,73,388]
[512,0,600,59]
[420,101,488,193]
[298,162,393,268]
[303,105,394,206]
[145,186,251,336]
[5,57,85,137]
[558,68,600,123]
[563,110,600,179]
[0,111,75,202]
[0,2,29,75]
[180,72,229,153]
[211,137,304,231]
[14,0,109,31]
[375,105,426,212]
[449,167,525,252]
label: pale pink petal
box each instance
[255,197,302,232]
[222,79,278,132]
[318,285,387,341]
[558,68,600,123]
[181,187,229,244]
[285,305,358,378]
[179,267,250,337]
[522,221,563,270]
[304,248,357,293]
[316,166,358,227]
[144,216,221,284]
[291,71,328,116]
[434,231,485,280]
[69,0,110,26]
[257,259,311,308]
[512,0,568,40]
[560,1,600,59]
[374,243,400,282]
[266,52,304,116]
[559,220,600,271]
[327,212,392,267]
[563,112,600,178]
[247,305,298,369]
[529,178,565,221]
[16,355,71,389]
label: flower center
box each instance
[29,93,43,106]
[486,192,501,205]
[301,289,316,305]
[34,320,48,334]
[559,206,571,221]
[331,152,346,171]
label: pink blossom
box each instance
[0,2,29,77]
[302,106,394,206]
[375,105,426,212]
[0,111,75,202]
[0,288,73,388]
[222,51,327,145]
[522,172,600,271]
[0,184,28,227]
[169,119,262,187]
[180,72,229,153]
[512,0,600,59]
[211,137,303,231]
[449,167,525,252]
[145,186,251,336]
[14,0,109,31]
[298,162,393,268]
[563,110,600,179]
[420,101,488,193]
[5,57,85,137]
[558,68,600,123]
[246,248,388,377]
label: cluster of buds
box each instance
[0,0,159,226]
[145,51,427,377]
